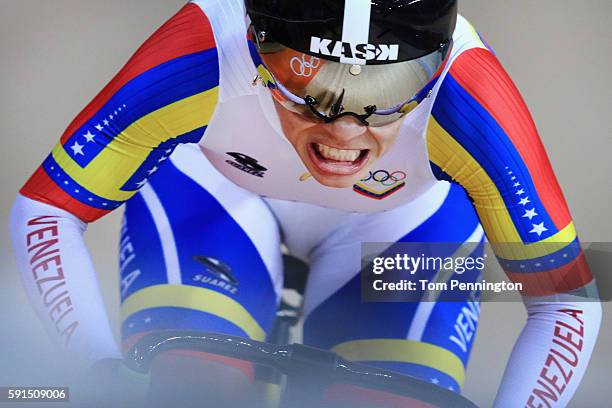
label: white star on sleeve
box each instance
[103,119,110,126]
[518,197,531,206]
[513,182,521,187]
[522,208,538,220]
[94,123,103,131]
[135,179,147,188]
[516,189,525,195]
[70,141,85,156]
[147,166,158,175]
[529,222,548,236]
[83,131,95,143]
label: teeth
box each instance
[315,143,362,162]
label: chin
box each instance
[308,171,363,188]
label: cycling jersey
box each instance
[18,1,592,296]
[9,1,601,407]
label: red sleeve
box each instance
[21,3,219,222]
[428,48,592,296]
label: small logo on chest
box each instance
[353,169,407,200]
[225,152,267,178]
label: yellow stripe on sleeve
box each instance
[428,116,521,242]
[53,87,219,202]
[428,117,577,260]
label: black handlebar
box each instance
[126,330,477,408]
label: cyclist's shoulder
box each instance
[433,16,518,120]
[161,0,245,47]
[428,16,534,165]
[439,15,496,83]
[187,0,254,62]
[449,15,490,55]
[144,2,218,55]
[188,0,247,30]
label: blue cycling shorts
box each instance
[119,144,484,392]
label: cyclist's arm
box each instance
[427,46,601,407]
[9,2,220,367]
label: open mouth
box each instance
[307,143,370,176]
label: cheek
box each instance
[273,101,316,145]
[371,121,404,150]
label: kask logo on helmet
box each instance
[309,36,400,62]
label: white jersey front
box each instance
[195,0,480,212]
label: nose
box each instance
[327,115,367,141]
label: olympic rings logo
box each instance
[360,170,407,186]
[290,54,321,77]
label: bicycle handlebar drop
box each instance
[126,330,478,408]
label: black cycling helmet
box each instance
[246,0,458,125]
[246,0,457,64]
